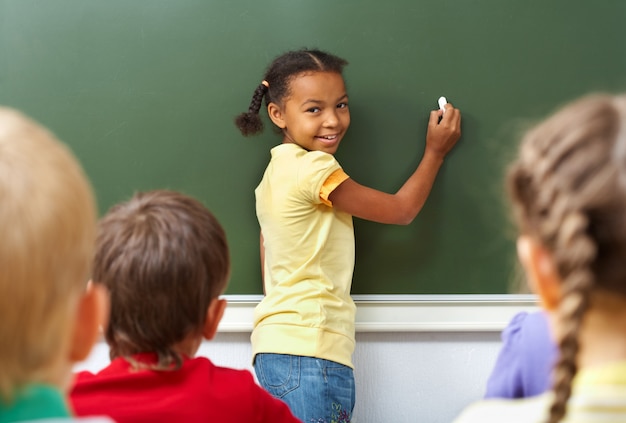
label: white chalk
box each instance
[438,96,447,113]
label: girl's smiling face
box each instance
[267,71,350,155]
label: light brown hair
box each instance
[507,94,626,422]
[0,107,97,401]
[93,190,230,369]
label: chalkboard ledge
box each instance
[219,294,539,333]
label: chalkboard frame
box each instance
[219,294,540,332]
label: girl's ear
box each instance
[202,298,227,341]
[517,236,561,311]
[267,102,286,129]
[69,281,110,362]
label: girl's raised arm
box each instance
[329,104,461,225]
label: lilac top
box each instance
[484,311,558,399]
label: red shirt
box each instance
[70,354,301,423]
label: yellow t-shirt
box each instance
[252,143,356,368]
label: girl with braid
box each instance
[234,48,461,422]
[455,93,626,423]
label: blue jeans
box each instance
[254,353,355,423]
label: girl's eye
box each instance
[306,107,321,113]
[337,102,348,109]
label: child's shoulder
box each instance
[28,417,115,422]
[273,144,342,172]
[454,394,552,423]
[191,356,257,385]
[273,143,338,161]
[75,355,256,385]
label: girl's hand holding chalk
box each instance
[438,96,448,114]
[426,96,461,157]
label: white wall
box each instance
[75,295,538,423]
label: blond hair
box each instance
[0,107,97,401]
[507,94,626,423]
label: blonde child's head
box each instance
[93,190,230,370]
[507,94,626,423]
[0,107,100,402]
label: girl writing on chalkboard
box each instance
[454,94,626,423]
[234,48,461,422]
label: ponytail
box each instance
[234,82,268,136]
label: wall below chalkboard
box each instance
[2,0,625,294]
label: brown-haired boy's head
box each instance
[93,190,230,369]
[0,107,105,402]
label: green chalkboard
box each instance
[2,0,625,294]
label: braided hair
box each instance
[507,94,626,423]
[234,48,348,136]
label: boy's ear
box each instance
[68,281,110,362]
[267,102,286,129]
[517,236,561,311]
[202,298,227,341]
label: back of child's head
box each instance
[93,190,230,368]
[0,107,97,401]
[235,48,348,136]
[506,94,626,423]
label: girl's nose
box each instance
[324,111,339,127]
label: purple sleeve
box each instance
[484,311,557,399]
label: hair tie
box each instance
[261,80,269,88]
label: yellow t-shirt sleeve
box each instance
[320,169,350,207]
